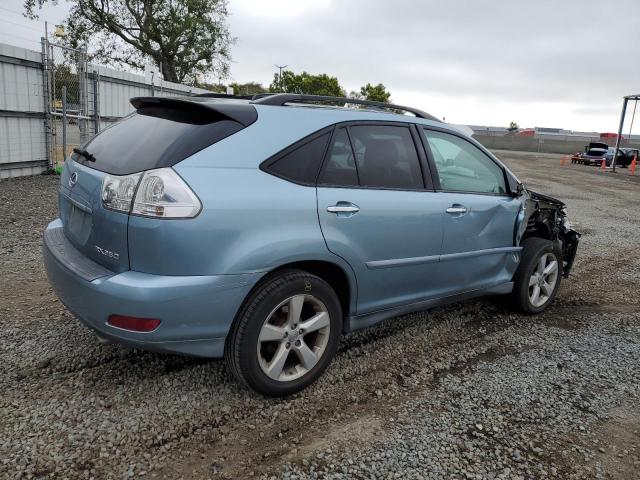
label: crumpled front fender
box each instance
[517,188,580,277]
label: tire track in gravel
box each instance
[157,298,601,479]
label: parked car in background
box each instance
[619,148,638,167]
[571,142,608,165]
[600,147,638,167]
[43,94,580,396]
[604,147,625,167]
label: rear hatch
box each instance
[59,161,130,272]
[585,148,606,157]
[57,96,258,273]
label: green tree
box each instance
[508,121,519,132]
[269,70,346,97]
[229,81,268,95]
[25,0,233,84]
[194,81,227,93]
[53,65,80,106]
[359,83,391,103]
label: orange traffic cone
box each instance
[601,159,606,171]
[631,153,637,176]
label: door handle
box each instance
[446,205,468,214]
[327,203,360,214]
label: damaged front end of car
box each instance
[516,189,581,277]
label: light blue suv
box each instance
[44,94,580,395]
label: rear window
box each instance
[587,148,606,155]
[78,107,245,175]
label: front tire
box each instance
[225,269,342,396]
[512,237,562,314]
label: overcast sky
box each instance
[2,0,639,132]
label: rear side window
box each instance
[319,128,359,187]
[349,125,424,189]
[264,133,331,184]
[81,106,248,175]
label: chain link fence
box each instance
[45,42,91,170]
[1,39,207,178]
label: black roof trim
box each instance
[251,93,441,122]
[130,96,258,126]
[195,92,255,100]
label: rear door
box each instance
[420,127,521,295]
[317,123,444,315]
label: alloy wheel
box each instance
[528,253,559,308]
[257,294,331,382]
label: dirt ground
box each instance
[0,151,639,479]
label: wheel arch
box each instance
[230,257,357,336]
[263,260,356,320]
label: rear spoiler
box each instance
[130,96,258,127]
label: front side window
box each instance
[349,125,424,189]
[422,129,506,194]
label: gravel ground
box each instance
[1,152,639,480]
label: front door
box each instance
[317,124,443,315]
[421,128,522,295]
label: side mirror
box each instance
[511,182,525,197]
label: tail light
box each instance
[101,168,201,218]
[107,314,161,332]
[101,173,141,213]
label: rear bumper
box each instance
[585,158,604,165]
[43,219,261,358]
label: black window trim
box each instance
[343,126,362,186]
[317,120,434,192]
[418,125,512,197]
[259,125,335,187]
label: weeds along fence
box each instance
[0,40,209,179]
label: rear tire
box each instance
[225,269,342,396]
[512,237,562,314]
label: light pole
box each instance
[274,64,288,92]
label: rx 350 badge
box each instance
[95,245,120,260]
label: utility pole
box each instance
[274,64,288,92]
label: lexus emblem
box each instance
[69,172,78,187]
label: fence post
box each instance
[92,70,100,134]
[78,48,88,144]
[62,86,67,165]
[40,37,52,170]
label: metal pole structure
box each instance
[611,97,629,172]
[78,47,88,144]
[275,64,288,92]
[62,86,67,165]
[627,100,637,144]
[92,70,100,134]
[41,37,52,170]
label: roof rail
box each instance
[250,93,275,101]
[251,93,441,122]
[195,92,255,100]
